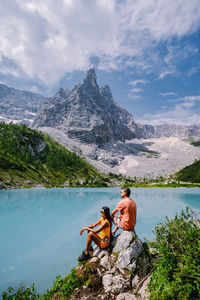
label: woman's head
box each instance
[101,206,113,239]
[101,206,111,220]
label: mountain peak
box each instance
[55,87,70,99]
[83,68,98,89]
[85,68,96,78]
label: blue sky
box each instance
[0,0,200,125]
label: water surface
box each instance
[0,187,199,295]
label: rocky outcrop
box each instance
[0,83,44,125]
[71,231,152,300]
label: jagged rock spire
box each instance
[83,68,98,89]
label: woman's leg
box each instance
[85,232,101,254]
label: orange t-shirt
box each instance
[116,197,137,230]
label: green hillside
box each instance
[0,123,110,189]
[176,159,200,183]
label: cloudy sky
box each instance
[0,0,200,125]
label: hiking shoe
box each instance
[78,252,91,262]
[81,246,93,254]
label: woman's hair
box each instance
[102,206,113,238]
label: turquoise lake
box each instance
[0,187,200,295]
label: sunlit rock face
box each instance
[33,68,137,146]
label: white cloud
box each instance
[130,88,142,93]
[179,95,200,101]
[128,80,147,86]
[137,101,200,125]
[128,94,142,100]
[158,71,171,79]
[157,44,199,79]
[160,92,176,97]
[0,0,200,87]
[187,65,200,76]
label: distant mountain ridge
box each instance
[137,123,200,139]
[0,83,44,125]
[32,69,200,141]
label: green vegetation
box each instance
[2,264,97,299]
[121,175,200,188]
[2,284,40,300]
[149,207,200,300]
[42,269,86,299]
[0,123,115,188]
[1,123,200,189]
[176,159,200,183]
[191,141,200,147]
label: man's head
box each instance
[121,187,131,198]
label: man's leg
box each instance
[112,216,122,234]
[112,225,118,235]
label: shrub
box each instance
[43,268,86,299]
[149,207,200,300]
[2,284,40,300]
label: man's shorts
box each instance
[113,216,123,229]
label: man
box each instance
[111,187,137,234]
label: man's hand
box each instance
[111,208,118,218]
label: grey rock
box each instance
[116,293,137,300]
[117,250,137,271]
[90,257,99,263]
[113,231,136,253]
[100,255,111,271]
[0,83,44,124]
[139,123,200,139]
[112,231,143,272]
[131,274,140,289]
[102,273,113,293]
[103,274,130,294]
[0,182,5,189]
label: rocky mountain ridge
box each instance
[33,69,137,145]
[0,83,44,125]
[137,123,200,139]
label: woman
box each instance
[78,206,112,261]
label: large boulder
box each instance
[113,231,143,272]
[72,231,151,299]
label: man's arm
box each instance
[111,207,119,218]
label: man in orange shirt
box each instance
[111,187,137,234]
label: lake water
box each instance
[0,187,200,296]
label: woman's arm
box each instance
[91,220,109,234]
[80,219,101,235]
